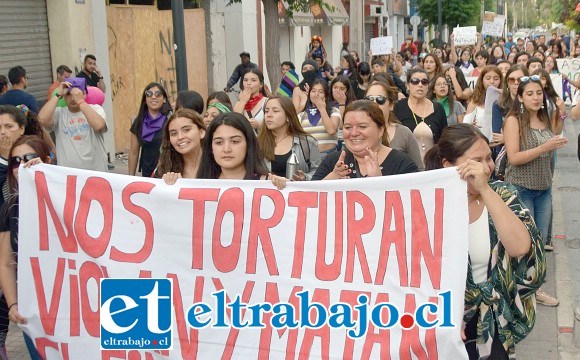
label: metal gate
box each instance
[0,0,52,102]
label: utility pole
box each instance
[171,0,188,91]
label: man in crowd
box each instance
[77,54,106,93]
[537,34,546,47]
[0,66,39,113]
[504,32,514,53]
[47,64,72,100]
[38,80,108,172]
[224,51,258,92]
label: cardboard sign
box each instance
[453,26,477,46]
[19,165,469,359]
[482,14,505,37]
[370,36,393,56]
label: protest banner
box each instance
[453,26,477,46]
[465,76,478,91]
[482,13,504,37]
[370,36,393,56]
[557,58,580,104]
[19,165,469,359]
[550,74,563,99]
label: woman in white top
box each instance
[463,65,502,128]
[297,78,341,159]
[234,68,267,131]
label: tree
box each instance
[415,0,480,29]
[225,0,331,92]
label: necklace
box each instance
[275,134,290,145]
[409,99,426,150]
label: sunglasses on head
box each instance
[145,90,162,98]
[364,95,387,105]
[409,78,430,86]
[10,153,38,168]
[519,75,541,83]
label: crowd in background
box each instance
[0,28,578,359]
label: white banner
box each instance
[482,15,505,37]
[370,36,393,56]
[453,26,477,46]
[557,59,580,104]
[18,165,469,359]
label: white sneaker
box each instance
[536,289,559,307]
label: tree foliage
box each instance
[415,0,481,28]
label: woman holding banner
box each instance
[258,96,321,180]
[310,100,418,180]
[155,109,206,184]
[424,123,544,360]
[0,135,53,359]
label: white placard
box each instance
[453,26,477,46]
[370,36,393,56]
[482,15,505,37]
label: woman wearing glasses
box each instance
[366,80,424,170]
[311,100,418,180]
[503,74,567,307]
[0,135,53,359]
[428,74,465,126]
[491,65,528,157]
[129,82,172,177]
[394,68,448,160]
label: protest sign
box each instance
[557,58,580,103]
[550,74,563,99]
[482,86,502,140]
[453,26,477,46]
[482,13,504,37]
[370,36,393,56]
[19,165,469,359]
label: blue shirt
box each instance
[0,89,39,113]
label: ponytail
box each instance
[424,145,443,170]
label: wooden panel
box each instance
[107,6,207,152]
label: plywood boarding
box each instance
[107,6,207,152]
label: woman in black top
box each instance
[0,135,52,358]
[311,100,418,180]
[128,82,172,177]
[394,68,448,161]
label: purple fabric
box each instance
[307,104,322,126]
[141,111,166,142]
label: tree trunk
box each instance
[202,0,214,92]
[263,0,282,92]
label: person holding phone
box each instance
[77,54,106,93]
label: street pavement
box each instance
[6,119,580,359]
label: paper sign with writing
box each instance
[370,36,393,56]
[453,26,477,46]
[482,15,505,37]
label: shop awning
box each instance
[278,0,349,27]
[319,0,349,26]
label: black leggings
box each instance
[464,311,509,360]
[0,295,8,349]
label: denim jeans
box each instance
[513,185,552,245]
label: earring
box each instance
[541,105,544,109]
[520,103,524,113]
